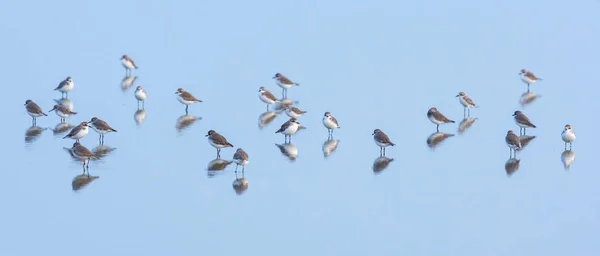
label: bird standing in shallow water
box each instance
[121,55,138,75]
[88,117,118,144]
[275,118,301,144]
[175,88,202,114]
[206,130,234,158]
[134,86,147,109]
[427,107,455,132]
[506,130,521,158]
[456,92,478,117]
[232,148,249,173]
[512,111,536,135]
[273,73,299,98]
[54,77,74,98]
[372,129,395,156]
[63,122,90,142]
[519,69,542,93]
[258,87,279,111]
[561,124,576,150]
[322,112,340,138]
[24,100,47,125]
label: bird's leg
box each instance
[242,166,245,172]
[185,105,189,115]
[463,108,467,118]
[267,105,269,112]
[217,149,221,159]
[142,101,145,109]
[468,108,471,117]
[436,125,440,132]
[383,147,386,156]
[564,143,567,151]
[527,84,530,93]
[235,164,238,173]
[523,128,527,136]
[137,101,140,109]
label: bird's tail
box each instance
[43,113,48,116]
[227,143,234,147]
[275,130,282,134]
[450,120,456,123]
[390,142,396,146]
[294,83,300,86]
[72,112,78,115]
[63,135,69,139]
[111,128,118,132]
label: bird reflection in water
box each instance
[25,125,46,144]
[516,135,536,151]
[322,138,340,158]
[258,111,279,129]
[561,150,576,171]
[134,109,147,126]
[372,156,394,174]
[53,122,74,136]
[207,158,233,177]
[93,144,117,160]
[232,171,249,196]
[176,115,202,132]
[72,173,99,191]
[458,117,478,135]
[519,91,541,107]
[121,76,138,92]
[54,98,74,112]
[273,98,299,112]
[505,157,521,176]
[275,143,298,161]
[426,132,455,150]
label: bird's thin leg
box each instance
[463,108,467,118]
[468,108,471,117]
[235,164,238,173]
[137,101,140,109]
[217,149,221,158]
[65,93,68,99]
[242,166,245,172]
[564,143,567,151]
[436,125,440,132]
[523,128,527,136]
[527,84,530,93]
[267,105,269,112]
[185,105,189,115]
[142,101,145,109]
[383,147,386,156]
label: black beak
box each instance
[175,92,178,94]
[24,103,27,106]
[455,95,459,97]
[205,134,209,137]
[272,76,276,79]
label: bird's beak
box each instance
[272,76,276,79]
[48,107,55,112]
[512,113,516,116]
[455,95,459,97]
[175,92,178,94]
[205,134,209,137]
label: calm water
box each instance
[2,0,600,255]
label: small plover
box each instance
[372,129,395,156]
[54,77,74,98]
[275,118,301,143]
[49,104,77,122]
[175,88,202,114]
[120,55,138,75]
[273,73,299,97]
[561,124,576,150]
[506,130,522,158]
[512,111,536,135]
[89,117,117,144]
[519,69,542,92]
[322,112,340,137]
[71,142,95,171]
[206,130,234,158]
[258,87,279,111]
[285,106,307,119]
[427,107,455,131]
[63,122,90,142]
[24,100,47,125]
[232,148,249,173]
[455,92,478,117]
[134,86,147,108]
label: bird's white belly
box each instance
[562,131,576,143]
[91,126,110,134]
[177,96,195,105]
[259,94,276,104]
[283,123,299,135]
[323,118,338,129]
[234,159,249,166]
[277,81,294,89]
[122,60,135,70]
[459,97,473,108]
[515,119,532,128]
[286,109,301,118]
[135,91,147,101]
[375,139,390,148]
[72,129,88,139]
[428,115,443,125]
[209,139,229,149]
[521,76,536,84]
[55,110,70,118]
[59,83,74,93]
[28,111,44,117]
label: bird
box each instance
[372,129,395,156]
[456,92,478,117]
[273,73,299,98]
[258,87,279,111]
[49,104,77,122]
[134,86,147,109]
[121,55,138,75]
[561,124,576,150]
[519,69,542,92]
[175,88,202,114]
[427,107,455,132]
[512,111,536,135]
[71,142,96,171]
[285,106,307,119]
[206,130,234,158]
[275,118,301,143]
[505,130,522,158]
[88,117,117,144]
[24,100,47,125]
[63,122,90,142]
[232,148,249,173]
[54,77,74,98]
[322,112,340,137]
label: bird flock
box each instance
[23,57,577,188]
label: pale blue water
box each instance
[2,0,600,255]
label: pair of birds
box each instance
[25,99,78,123]
[205,130,248,172]
[505,124,576,156]
[425,91,481,132]
[62,118,118,142]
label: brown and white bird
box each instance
[273,73,299,97]
[505,130,521,158]
[88,117,117,144]
[285,106,307,119]
[512,111,536,135]
[455,92,478,117]
[275,118,301,143]
[372,129,395,156]
[121,55,138,75]
[24,100,47,125]
[427,107,455,131]
[561,124,576,150]
[232,148,249,173]
[206,130,234,158]
[49,104,77,122]
[322,112,340,137]
[54,77,74,98]
[519,69,542,92]
[70,142,96,171]
[258,87,279,111]
[134,86,147,109]
[175,88,202,114]
[63,122,90,142]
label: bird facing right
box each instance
[233,148,249,173]
[427,107,455,132]
[322,112,340,137]
[505,130,521,158]
[206,130,234,158]
[561,124,576,150]
[372,129,395,156]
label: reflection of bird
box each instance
[54,76,74,98]
[275,118,301,143]
[135,86,147,108]
[455,92,478,117]
[258,87,279,111]
[427,107,455,132]
[519,69,542,92]
[323,112,341,137]
[512,111,536,135]
[72,174,99,191]
[285,106,307,119]
[516,135,536,151]
[121,76,137,91]
[372,129,395,156]
[175,88,202,114]
[206,130,234,158]
[121,54,138,75]
[373,156,394,174]
[458,117,478,135]
[322,139,340,158]
[561,124,576,150]
[258,111,278,129]
[134,109,147,126]
[25,125,46,144]
[89,117,117,143]
[233,148,249,172]
[24,100,47,125]
[505,158,520,176]
[175,115,201,132]
[53,122,74,135]
[207,158,233,172]
[63,122,89,142]
[232,175,249,195]
[561,150,576,170]
[426,132,455,150]
[519,92,540,107]
[505,130,521,158]
[275,143,298,161]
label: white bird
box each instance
[134,86,147,109]
[561,124,576,150]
